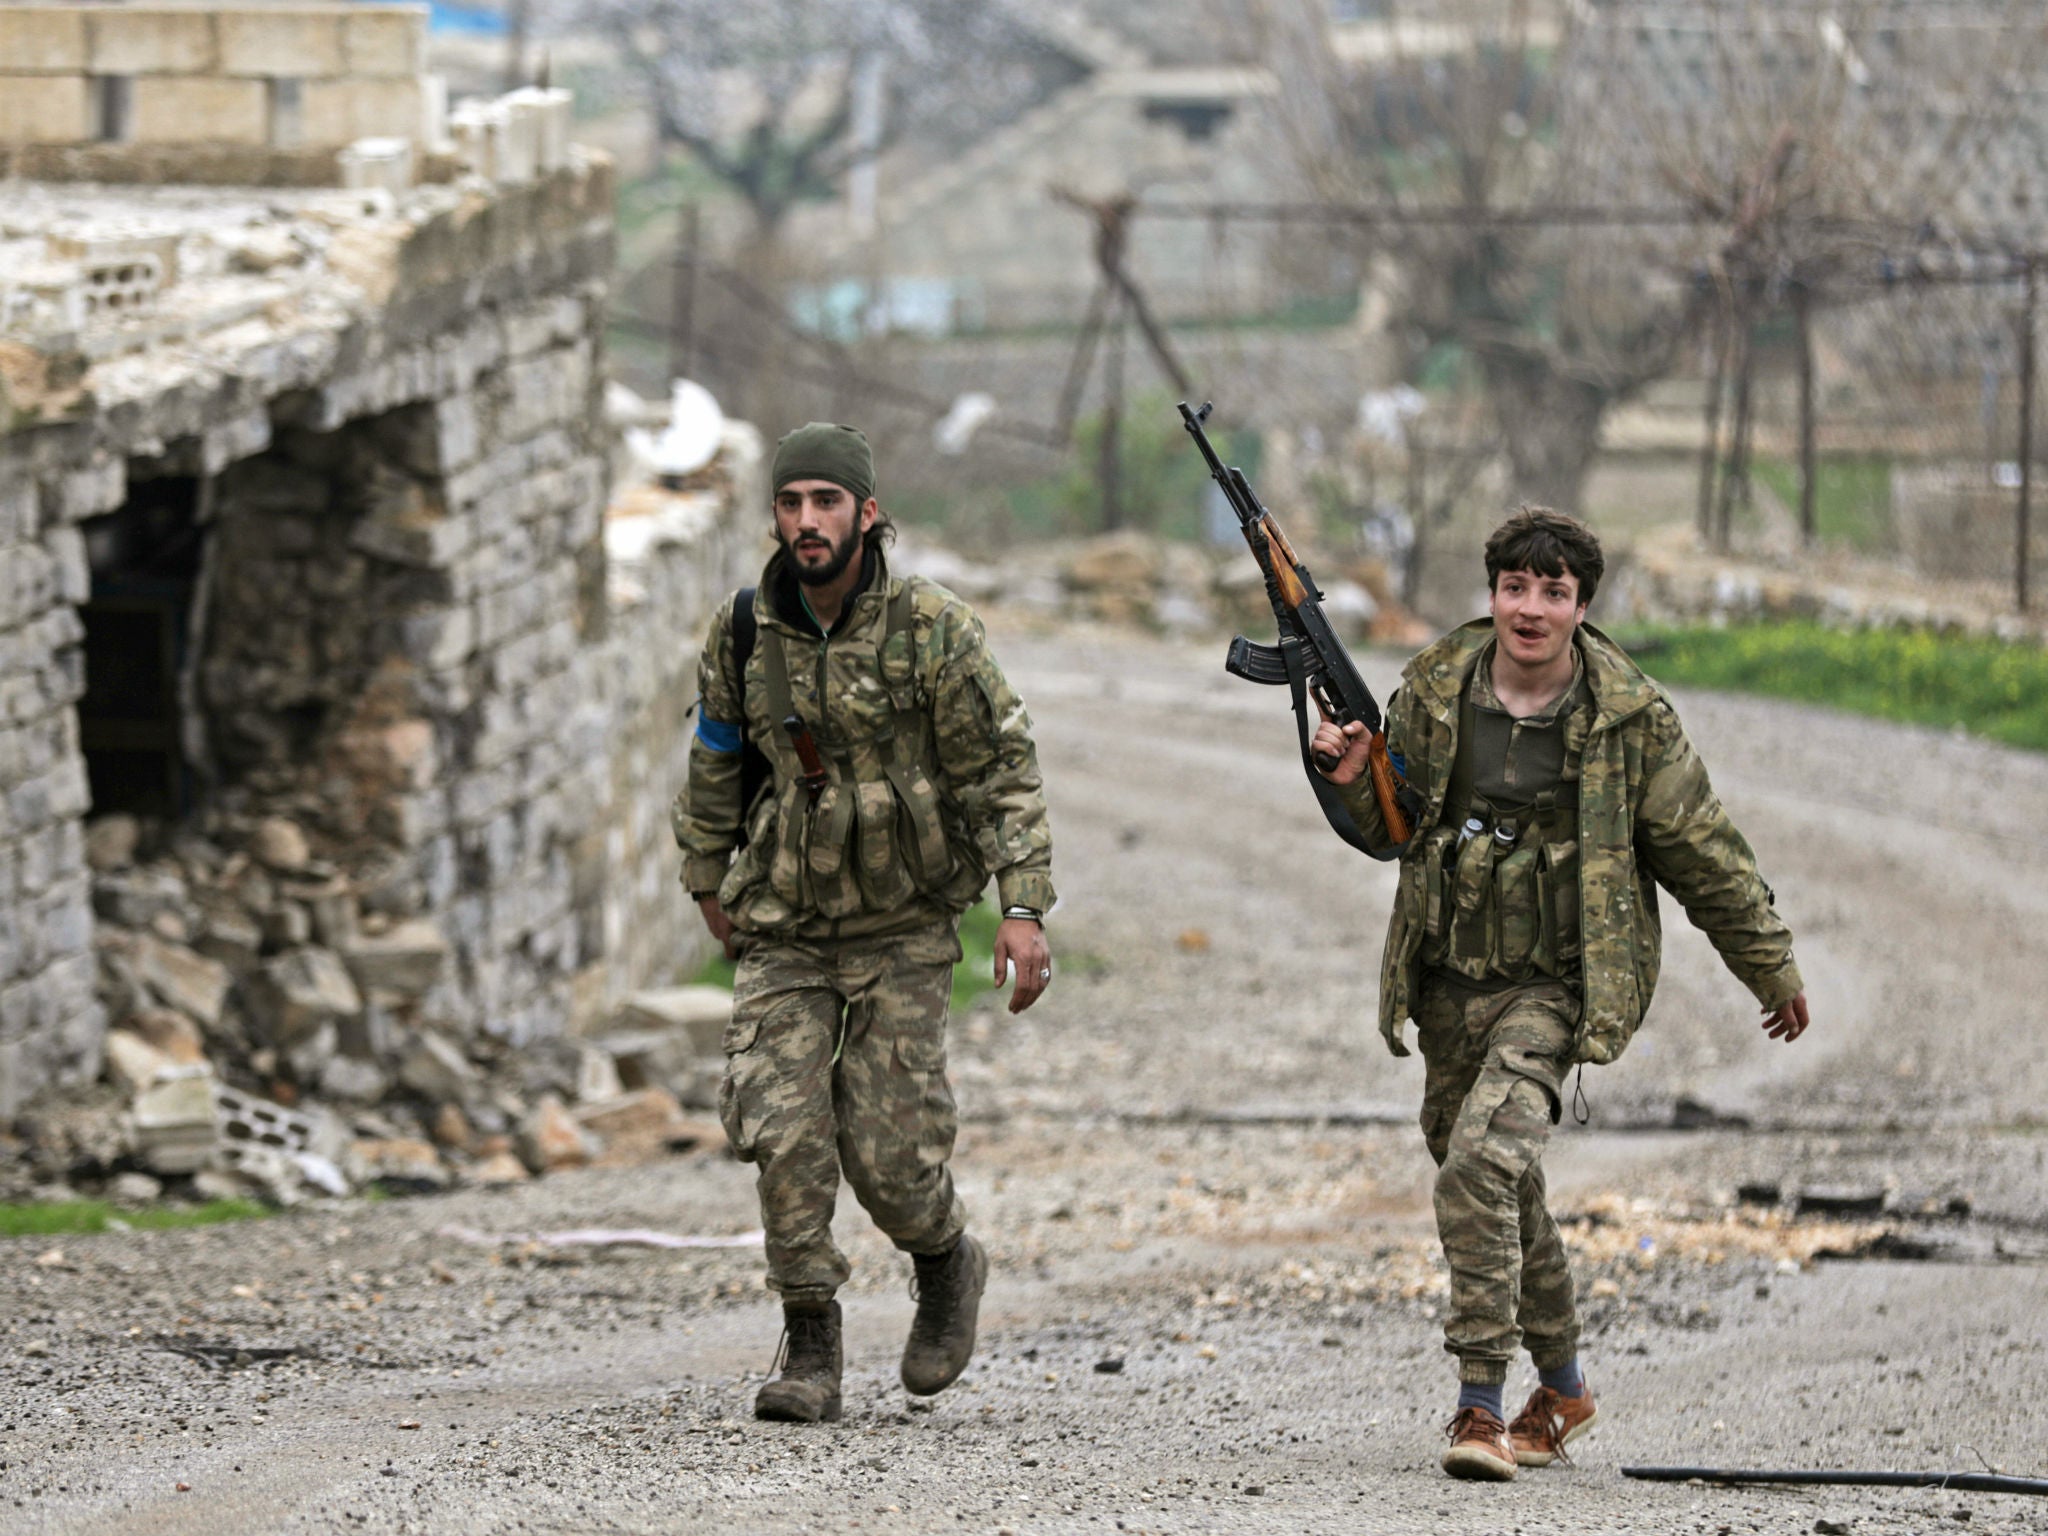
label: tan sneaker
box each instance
[1442,1406,1518,1481]
[1509,1383,1598,1467]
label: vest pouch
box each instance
[804,779,863,918]
[1538,839,1582,967]
[767,782,811,907]
[883,757,954,891]
[1420,823,1458,941]
[1493,841,1540,976]
[853,776,917,911]
[1445,824,1496,978]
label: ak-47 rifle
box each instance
[1180,400,1417,858]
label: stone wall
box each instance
[0,156,709,1119]
[0,4,430,153]
[0,468,99,1121]
[586,453,768,1024]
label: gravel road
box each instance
[6,618,2046,1536]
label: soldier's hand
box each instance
[993,917,1051,1015]
[1311,713,1374,786]
[1761,991,1809,1043]
[697,895,739,961]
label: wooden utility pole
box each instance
[1717,310,1754,552]
[2020,257,2037,612]
[1697,296,1729,543]
[1100,292,1127,531]
[1795,279,1817,547]
[669,203,701,384]
[1050,187,1195,531]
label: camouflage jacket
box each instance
[1336,619,1802,1065]
[672,547,1055,939]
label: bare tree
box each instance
[1240,0,1700,514]
[1237,0,2046,524]
[1582,1,2048,547]
[558,0,1048,251]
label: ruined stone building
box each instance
[0,4,756,1126]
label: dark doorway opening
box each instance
[77,474,205,820]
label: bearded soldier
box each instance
[1313,508,1810,1481]
[673,422,1055,1423]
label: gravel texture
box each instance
[4,620,2045,1534]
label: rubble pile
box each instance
[903,530,1433,644]
[39,808,735,1207]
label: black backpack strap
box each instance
[731,586,757,683]
[728,587,772,835]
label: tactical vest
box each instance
[1417,678,1587,987]
[744,584,975,924]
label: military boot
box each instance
[754,1300,843,1423]
[901,1233,988,1395]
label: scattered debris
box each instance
[1670,1095,1751,1131]
[157,1340,321,1370]
[32,811,743,1209]
[436,1225,763,1251]
[1795,1187,1890,1218]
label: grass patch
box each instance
[689,899,1009,1011]
[1751,456,1894,554]
[1622,622,2048,751]
[0,1198,270,1238]
[690,952,738,990]
[952,898,1002,1011]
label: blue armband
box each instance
[695,717,743,754]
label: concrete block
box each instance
[131,77,267,146]
[495,95,539,183]
[340,918,449,996]
[302,76,422,147]
[447,98,502,180]
[338,135,414,193]
[503,87,571,172]
[131,1070,219,1175]
[244,946,362,1048]
[0,76,91,145]
[130,934,231,1029]
[0,10,87,72]
[345,8,426,77]
[88,9,219,75]
[613,986,732,1059]
[218,10,345,78]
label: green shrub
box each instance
[1622,622,2048,751]
[0,1198,270,1237]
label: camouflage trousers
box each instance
[719,917,968,1304]
[1416,975,1580,1386]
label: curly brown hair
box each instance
[1484,506,1603,608]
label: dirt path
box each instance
[6,621,2046,1535]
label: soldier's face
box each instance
[1489,566,1586,671]
[774,479,877,587]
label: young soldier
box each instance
[673,423,1055,1423]
[1312,508,1810,1481]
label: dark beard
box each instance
[784,527,862,587]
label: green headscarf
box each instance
[772,422,875,506]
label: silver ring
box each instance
[1039,967,1052,980]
